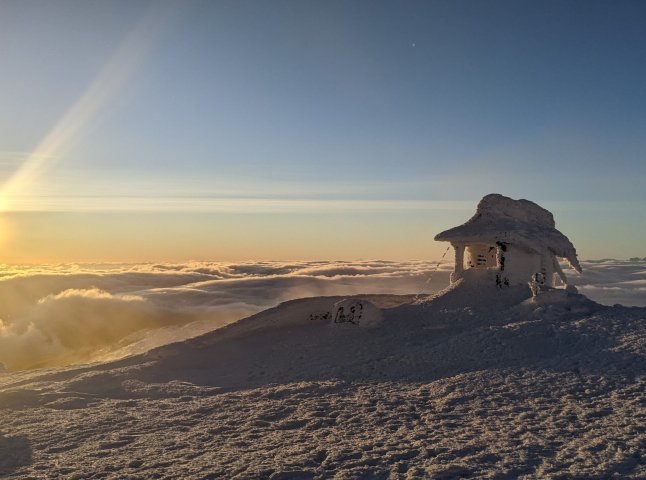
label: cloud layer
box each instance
[570,259,646,307]
[0,258,643,371]
[0,260,447,371]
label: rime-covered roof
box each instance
[435,194,582,272]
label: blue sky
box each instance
[0,1,644,262]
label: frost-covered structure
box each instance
[435,194,582,288]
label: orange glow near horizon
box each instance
[0,210,458,265]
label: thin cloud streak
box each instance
[4,196,473,213]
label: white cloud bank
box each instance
[0,258,642,371]
[570,259,646,307]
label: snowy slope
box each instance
[0,282,644,479]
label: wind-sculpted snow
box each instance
[0,258,643,371]
[0,281,643,478]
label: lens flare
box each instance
[0,4,178,212]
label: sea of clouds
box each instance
[0,258,643,371]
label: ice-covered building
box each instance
[435,194,582,288]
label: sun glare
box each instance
[0,5,175,213]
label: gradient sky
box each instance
[0,0,645,263]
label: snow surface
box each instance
[0,278,644,479]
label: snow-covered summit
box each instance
[1,285,643,478]
[0,252,644,480]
